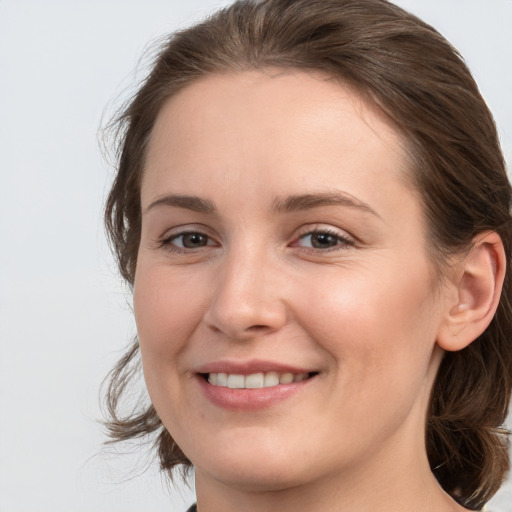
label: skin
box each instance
[134,69,473,512]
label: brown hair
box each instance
[103,0,512,509]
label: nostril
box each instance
[247,325,270,331]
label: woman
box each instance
[103,1,512,510]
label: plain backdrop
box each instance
[1,1,511,511]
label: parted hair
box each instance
[103,0,512,509]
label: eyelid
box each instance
[159,223,215,240]
[154,223,356,253]
[157,225,220,252]
[294,223,354,240]
[290,224,356,250]
[169,232,216,246]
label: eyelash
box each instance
[158,230,217,253]
[292,227,355,252]
[158,227,354,254]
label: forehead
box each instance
[142,69,414,215]
[147,69,405,157]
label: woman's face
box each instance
[134,70,451,491]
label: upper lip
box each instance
[195,359,315,375]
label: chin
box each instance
[204,462,310,493]
[190,440,316,492]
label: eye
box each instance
[293,228,354,251]
[161,231,217,251]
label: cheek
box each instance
[133,262,208,367]
[133,261,213,427]
[293,259,439,383]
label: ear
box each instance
[437,231,506,352]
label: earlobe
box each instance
[437,231,506,352]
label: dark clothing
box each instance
[186,505,197,512]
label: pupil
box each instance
[183,233,207,247]
[312,233,337,248]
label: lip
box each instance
[195,359,318,411]
[195,359,313,375]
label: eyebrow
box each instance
[144,194,216,214]
[271,192,381,218]
[144,191,380,218]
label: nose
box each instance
[203,246,287,341]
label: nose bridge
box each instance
[205,237,286,339]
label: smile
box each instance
[196,361,319,409]
[206,371,312,389]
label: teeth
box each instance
[216,373,228,386]
[207,371,310,389]
[264,371,279,387]
[279,373,294,384]
[245,373,264,388]
[227,374,245,388]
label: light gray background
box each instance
[0,1,511,511]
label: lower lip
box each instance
[197,375,314,410]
